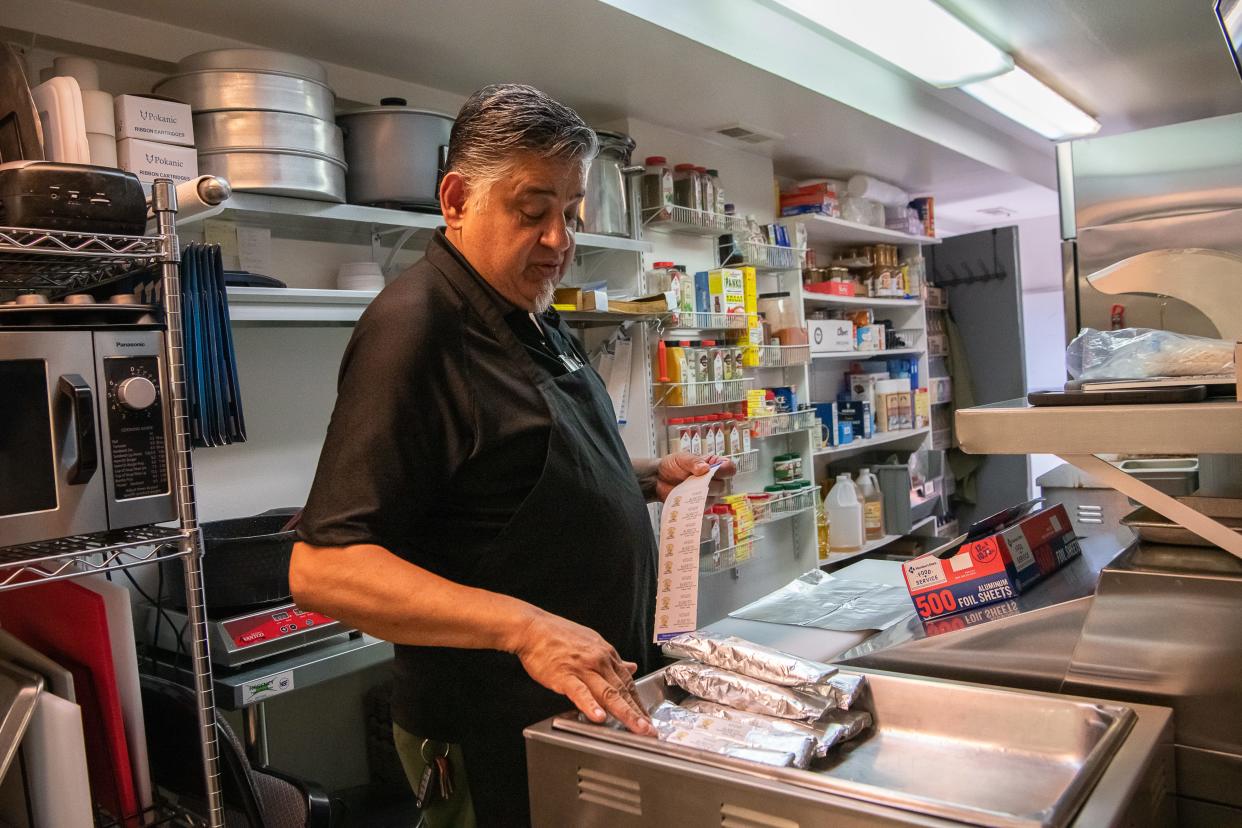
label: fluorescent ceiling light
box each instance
[767,0,1012,87]
[962,67,1101,141]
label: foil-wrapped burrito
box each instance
[665,662,832,721]
[652,717,796,767]
[651,702,817,768]
[796,672,867,710]
[680,699,849,758]
[662,632,838,687]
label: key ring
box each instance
[420,738,451,763]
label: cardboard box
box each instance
[553,286,609,311]
[846,372,888,413]
[741,267,759,315]
[694,272,711,314]
[914,388,931,428]
[779,182,838,217]
[707,268,745,315]
[808,319,854,353]
[805,281,855,297]
[902,504,1081,621]
[837,400,873,440]
[115,138,198,190]
[876,390,912,432]
[114,95,194,146]
[856,324,885,351]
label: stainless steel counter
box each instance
[527,666,1175,827]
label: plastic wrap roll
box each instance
[53,56,99,91]
[81,90,115,136]
[847,174,910,207]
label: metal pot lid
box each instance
[175,48,329,84]
[155,68,334,92]
[336,97,454,120]
[594,129,635,148]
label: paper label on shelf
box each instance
[236,225,272,277]
[204,220,240,270]
[653,464,721,643]
[241,669,295,704]
[607,337,632,425]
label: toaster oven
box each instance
[0,307,176,548]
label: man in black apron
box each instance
[291,84,732,827]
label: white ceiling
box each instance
[51,0,1056,204]
[941,0,1242,136]
[20,0,1242,235]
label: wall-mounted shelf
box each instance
[813,427,931,461]
[801,214,940,247]
[811,348,923,361]
[185,192,652,254]
[821,533,903,569]
[804,293,922,309]
[227,286,377,324]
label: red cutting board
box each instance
[0,577,139,824]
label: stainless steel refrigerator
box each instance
[1057,111,1242,342]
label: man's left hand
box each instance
[652,452,736,503]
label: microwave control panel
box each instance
[103,354,169,500]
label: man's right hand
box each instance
[508,609,655,737]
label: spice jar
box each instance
[696,166,713,216]
[641,156,673,221]
[673,163,701,211]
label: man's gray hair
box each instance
[446,84,598,204]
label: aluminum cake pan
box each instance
[547,665,1135,828]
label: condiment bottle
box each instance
[857,467,885,540]
[667,417,686,451]
[736,413,752,453]
[707,169,725,214]
[702,340,723,401]
[714,504,735,551]
[702,509,719,558]
[642,156,673,221]
[712,414,726,455]
[689,419,704,455]
[826,474,863,552]
[696,165,712,216]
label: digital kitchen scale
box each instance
[150,601,355,669]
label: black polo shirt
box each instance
[298,231,588,574]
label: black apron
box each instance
[401,258,657,826]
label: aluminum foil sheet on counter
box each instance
[728,569,915,631]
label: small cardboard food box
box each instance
[808,319,854,353]
[901,504,1082,621]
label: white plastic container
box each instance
[826,474,863,552]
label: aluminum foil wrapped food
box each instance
[665,662,832,721]
[796,672,867,710]
[681,699,851,758]
[661,632,838,687]
[653,717,795,767]
[650,702,817,768]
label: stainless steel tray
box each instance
[1120,498,1242,546]
[549,666,1134,828]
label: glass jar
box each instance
[707,169,725,214]
[696,166,713,216]
[641,156,673,221]
[673,163,701,211]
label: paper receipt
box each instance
[653,464,720,643]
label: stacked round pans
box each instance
[154,49,346,203]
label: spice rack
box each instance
[750,344,811,369]
[643,204,748,237]
[737,239,805,273]
[653,378,753,407]
[659,311,750,334]
[723,449,760,475]
[753,489,817,525]
[0,181,224,826]
[749,408,818,438]
[699,534,762,575]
